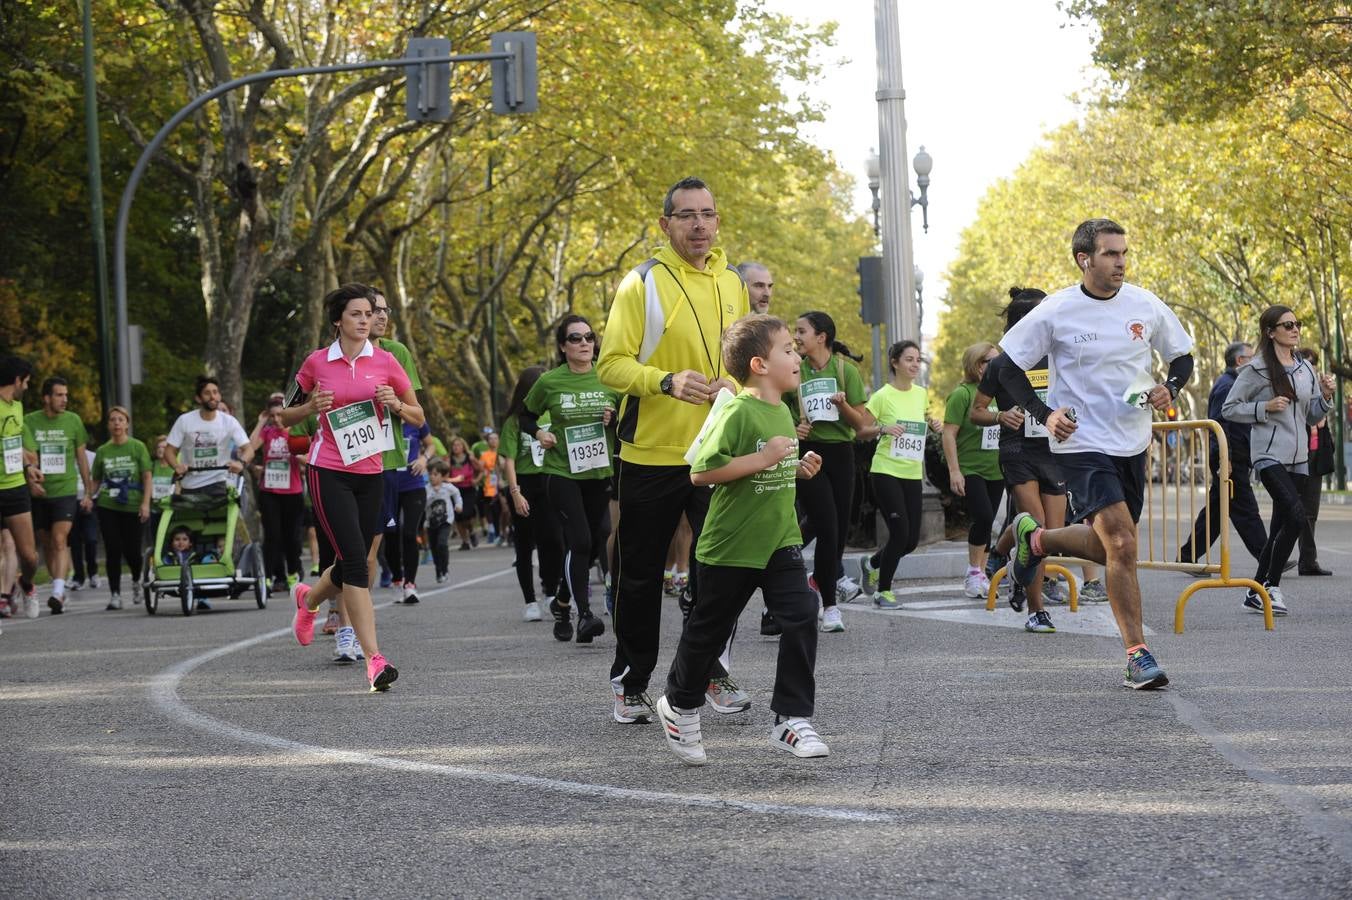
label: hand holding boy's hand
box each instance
[797,450,822,479]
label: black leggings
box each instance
[869,473,922,592]
[384,489,427,585]
[797,440,854,607]
[544,475,609,616]
[1256,465,1308,588]
[513,473,566,604]
[96,507,142,594]
[308,467,383,589]
[963,474,1004,549]
[259,490,303,582]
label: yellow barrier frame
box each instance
[985,420,1272,632]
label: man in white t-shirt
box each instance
[165,376,254,494]
[993,218,1194,691]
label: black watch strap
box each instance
[660,373,675,396]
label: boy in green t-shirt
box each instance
[654,314,830,766]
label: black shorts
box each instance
[0,485,32,519]
[1000,450,1066,496]
[32,494,78,530]
[455,485,478,523]
[1059,450,1147,525]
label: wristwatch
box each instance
[660,372,675,396]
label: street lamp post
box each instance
[914,265,925,338]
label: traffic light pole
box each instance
[111,45,528,410]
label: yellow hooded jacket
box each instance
[598,245,749,467]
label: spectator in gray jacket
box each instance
[1222,306,1335,616]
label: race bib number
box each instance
[378,410,398,453]
[326,400,383,466]
[264,459,291,491]
[152,475,174,500]
[526,434,546,467]
[40,443,66,474]
[801,378,840,424]
[888,421,927,462]
[981,425,1001,451]
[3,435,23,475]
[563,422,608,474]
[192,445,221,466]
[1024,392,1051,439]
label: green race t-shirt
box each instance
[785,354,867,443]
[0,397,26,491]
[943,382,1002,481]
[865,383,928,480]
[692,392,802,568]
[378,338,422,471]
[523,365,618,480]
[151,460,176,502]
[500,413,547,477]
[23,410,87,498]
[92,438,152,512]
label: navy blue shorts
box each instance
[1058,450,1147,525]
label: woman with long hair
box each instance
[90,406,153,610]
[941,341,1004,599]
[789,311,869,634]
[520,314,618,644]
[247,399,305,594]
[282,283,423,692]
[858,340,932,609]
[445,436,481,551]
[501,364,568,623]
[1222,305,1334,615]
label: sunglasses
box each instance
[565,332,596,344]
[1275,320,1301,331]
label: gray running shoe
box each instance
[1079,579,1108,603]
[705,677,751,714]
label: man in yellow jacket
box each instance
[598,177,751,724]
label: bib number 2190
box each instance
[326,400,384,466]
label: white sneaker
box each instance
[835,575,862,604]
[820,606,844,633]
[402,582,419,605]
[771,717,830,758]
[523,601,542,622]
[963,571,989,599]
[334,627,358,663]
[89,575,101,589]
[655,695,707,766]
[105,593,123,611]
[24,591,39,619]
[1268,584,1288,616]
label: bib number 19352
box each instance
[564,422,608,474]
[326,400,384,466]
[888,421,927,462]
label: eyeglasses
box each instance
[565,332,596,344]
[667,211,718,223]
[1275,320,1301,331]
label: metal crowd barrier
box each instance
[985,419,1273,632]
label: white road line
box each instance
[148,566,897,825]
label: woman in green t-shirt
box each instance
[789,311,870,634]
[91,406,153,610]
[859,340,935,609]
[501,365,567,625]
[521,315,618,644]
[942,342,1004,599]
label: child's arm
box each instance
[691,435,794,487]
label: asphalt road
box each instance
[3,505,1352,898]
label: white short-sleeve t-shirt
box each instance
[999,282,1193,457]
[167,409,250,490]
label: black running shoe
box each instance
[1009,581,1027,613]
[760,608,782,636]
[575,612,605,643]
[550,597,573,642]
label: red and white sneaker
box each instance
[291,583,317,646]
[367,653,398,692]
[771,718,830,758]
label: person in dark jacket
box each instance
[1296,347,1335,576]
[1177,341,1268,564]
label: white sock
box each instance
[52,578,65,598]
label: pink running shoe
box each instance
[291,582,317,646]
[367,653,399,692]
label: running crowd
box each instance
[0,177,1339,767]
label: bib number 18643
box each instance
[888,421,926,462]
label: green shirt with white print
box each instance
[691,392,802,569]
